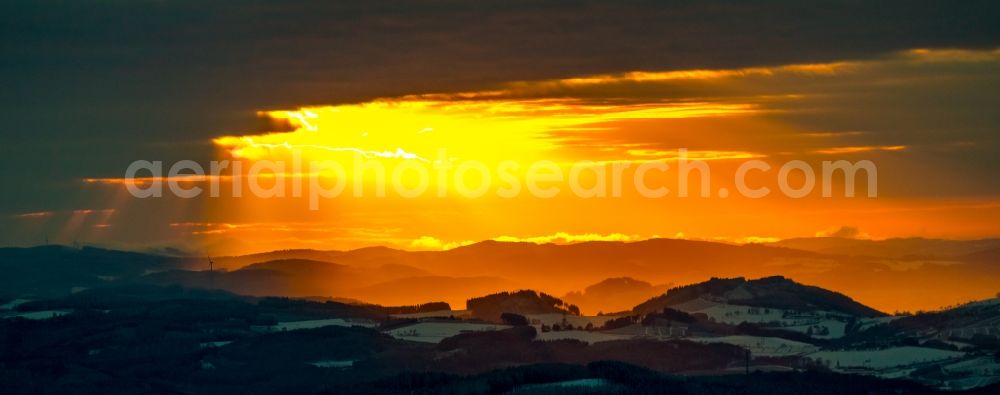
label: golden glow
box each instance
[80,49,1000,268]
[5,45,996,316]
[177,51,1000,262]
[15,211,54,219]
[904,47,1000,62]
[409,236,475,251]
[493,232,645,244]
[416,61,855,101]
[213,99,756,167]
[622,149,760,160]
[813,145,907,155]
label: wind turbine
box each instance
[208,256,215,289]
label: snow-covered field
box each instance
[808,346,965,370]
[514,379,615,393]
[670,298,853,338]
[941,375,1000,391]
[931,356,1000,390]
[0,298,32,310]
[941,356,1000,376]
[854,316,898,332]
[267,318,378,332]
[386,322,509,343]
[2,309,71,320]
[309,360,355,368]
[672,299,788,324]
[535,330,632,344]
[199,341,234,349]
[689,335,819,356]
[391,310,471,319]
[933,356,1000,390]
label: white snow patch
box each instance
[391,310,471,319]
[689,335,819,356]
[386,322,509,343]
[309,360,355,368]
[199,341,233,349]
[268,318,378,332]
[3,310,70,320]
[808,347,964,370]
[535,330,631,344]
[0,298,32,310]
[855,316,897,332]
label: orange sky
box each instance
[36,48,1000,255]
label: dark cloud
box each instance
[4,1,999,113]
[0,0,998,245]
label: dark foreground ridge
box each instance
[2,281,999,394]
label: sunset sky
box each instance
[3,1,1000,255]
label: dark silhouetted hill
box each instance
[771,237,1000,259]
[0,245,198,297]
[351,275,518,308]
[634,276,885,317]
[562,277,671,315]
[467,290,580,321]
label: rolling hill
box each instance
[632,276,885,317]
[770,237,1000,259]
[214,238,1000,313]
[562,277,672,315]
[4,237,999,313]
[0,245,198,297]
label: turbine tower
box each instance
[208,256,215,289]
